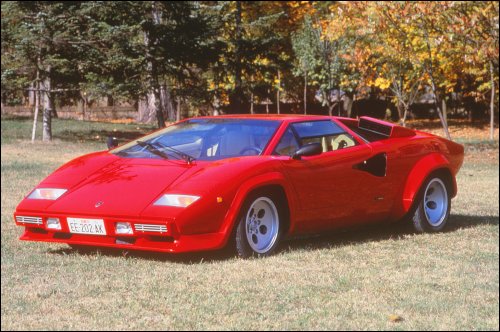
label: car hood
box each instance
[27,154,192,217]
[18,152,278,218]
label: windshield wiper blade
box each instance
[152,141,196,164]
[136,141,170,160]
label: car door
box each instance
[274,120,385,233]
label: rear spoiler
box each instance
[338,116,415,139]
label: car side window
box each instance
[292,120,358,153]
[274,127,300,156]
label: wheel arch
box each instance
[401,153,457,215]
[219,172,294,247]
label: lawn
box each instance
[1,116,498,330]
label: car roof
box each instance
[194,114,334,123]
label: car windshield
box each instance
[112,118,280,161]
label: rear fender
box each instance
[219,172,295,246]
[401,153,456,214]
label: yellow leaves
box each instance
[388,314,403,323]
[374,77,391,90]
[253,56,270,66]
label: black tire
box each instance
[411,175,451,233]
[235,191,284,258]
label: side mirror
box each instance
[292,142,322,160]
[106,136,118,150]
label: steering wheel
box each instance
[239,146,262,156]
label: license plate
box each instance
[67,218,107,235]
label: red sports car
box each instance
[14,115,464,257]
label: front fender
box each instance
[401,153,455,214]
[218,171,295,246]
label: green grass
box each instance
[1,116,498,330]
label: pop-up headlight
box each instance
[153,194,200,208]
[28,188,67,200]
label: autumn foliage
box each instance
[1,1,498,140]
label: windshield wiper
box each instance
[152,141,196,164]
[136,141,170,160]
[137,140,196,164]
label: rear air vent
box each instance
[16,216,43,225]
[359,118,392,137]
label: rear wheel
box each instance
[412,176,451,232]
[235,193,283,258]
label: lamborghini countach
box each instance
[14,115,464,257]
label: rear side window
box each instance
[292,121,344,138]
[274,120,359,156]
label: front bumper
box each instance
[15,212,227,254]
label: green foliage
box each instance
[1,1,498,122]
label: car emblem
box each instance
[95,201,104,208]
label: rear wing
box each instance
[337,116,415,142]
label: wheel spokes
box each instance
[426,201,437,209]
[423,179,448,227]
[245,197,279,253]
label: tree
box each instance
[2,1,96,141]
[446,1,498,139]
[292,15,351,116]
[292,17,317,114]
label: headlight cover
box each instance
[154,194,200,208]
[27,188,67,200]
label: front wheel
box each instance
[412,176,451,232]
[235,194,282,258]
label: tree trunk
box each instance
[140,2,166,128]
[29,83,36,106]
[424,32,450,140]
[398,101,405,126]
[490,60,495,140]
[107,94,114,106]
[328,103,335,116]
[80,91,88,120]
[212,94,220,116]
[161,85,175,121]
[229,1,244,111]
[176,97,181,122]
[234,1,242,94]
[429,76,451,140]
[304,73,307,115]
[396,98,404,120]
[250,92,254,114]
[42,66,53,142]
[153,85,165,128]
[402,104,409,127]
[137,94,156,123]
[344,93,353,118]
[31,72,40,143]
[442,98,447,126]
[276,70,280,114]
